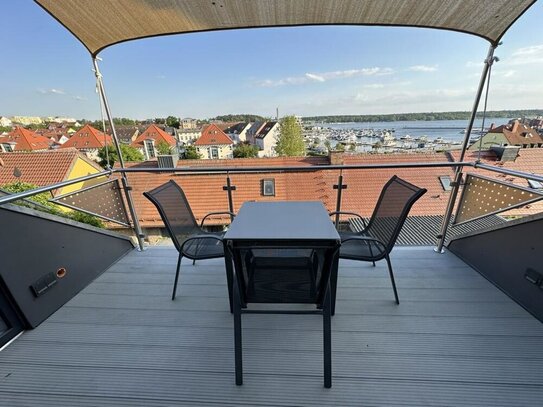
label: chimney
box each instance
[489,123,495,130]
[512,121,520,133]
[328,151,344,165]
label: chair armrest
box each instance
[184,234,223,243]
[200,211,236,228]
[329,211,368,229]
[340,235,386,252]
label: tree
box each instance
[182,145,201,159]
[98,144,144,168]
[275,116,305,157]
[165,116,180,128]
[156,141,172,155]
[324,139,331,151]
[233,142,259,158]
[349,143,356,152]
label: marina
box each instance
[304,118,508,154]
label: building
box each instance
[0,116,12,128]
[0,148,104,198]
[10,116,43,126]
[469,120,543,150]
[131,124,178,160]
[254,121,280,157]
[181,118,198,129]
[223,122,252,144]
[0,127,51,152]
[193,124,234,159]
[59,124,113,161]
[177,128,201,145]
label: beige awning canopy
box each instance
[35,0,536,56]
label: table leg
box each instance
[224,242,234,313]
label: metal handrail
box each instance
[116,161,473,174]
[2,159,542,253]
[2,160,542,207]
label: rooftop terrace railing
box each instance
[1,159,543,253]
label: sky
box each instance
[1,1,542,120]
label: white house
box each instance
[194,124,234,159]
[254,121,280,157]
[224,122,252,144]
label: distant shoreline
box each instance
[303,109,543,124]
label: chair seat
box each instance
[182,231,225,259]
[338,231,386,261]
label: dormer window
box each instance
[144,139,156,158]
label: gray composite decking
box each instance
[1,246,542,406]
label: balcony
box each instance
[0,244,541,406]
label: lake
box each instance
[319,117,509,142]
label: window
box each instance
[261,179,275,196]
[1,143,13,152]
[144,139,156,158]
[209,146,219,159]
[528,179,543,189]
[438,175,452,191]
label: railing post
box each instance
[93,57,145,251]
[435,43,497,253]
[223,172,236,222]
[333,170,347,228]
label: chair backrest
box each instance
[143,180,199,252]
[365,176,427,253]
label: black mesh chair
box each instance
[227,245,339,388]
[144,180,235,300]
[330,176,427,305]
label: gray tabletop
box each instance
[224,201,340,241]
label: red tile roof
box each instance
[194,124,233,146]
[0,127,51,151]
[0,148,100,188]
[60,124,112,150]
[488,121,543,146]
[131,124,177,147]
[116,153,455,228]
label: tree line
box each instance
[304,109,543,123]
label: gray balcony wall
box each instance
[448,213,543,322]
[0,204,134,328]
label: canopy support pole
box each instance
[93,57,145,251]
[435,43,497,253]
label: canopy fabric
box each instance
[36,0,536,56]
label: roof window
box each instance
[528,179,543,189]
[439,175,452,191]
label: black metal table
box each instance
[223,201,341,312]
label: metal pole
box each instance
[435,44,497,253]
[92,57,145,251]
[333,170,347,228]
[223,173,236,221]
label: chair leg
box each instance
[385,253,400,305]
[171,253,182,301]
[193,259,196,265]
[233,282,243,385]
[323,286,332,388]
[367,242,376,267]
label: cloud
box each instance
[156,74,167,79]
[256,67,394,87]
[73,95,87,101]
[509,44,543,65]
[465,60,483,68]
[305,73,325,82]
[408,65,438,72]
[362,83,385,89]
[37,88,66,95]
